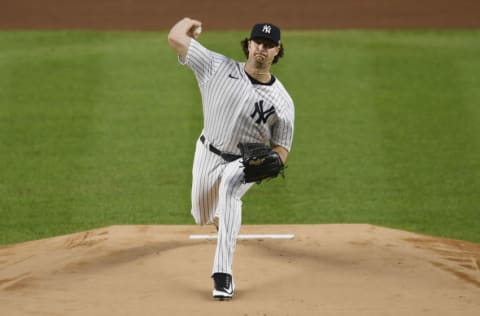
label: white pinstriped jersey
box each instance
[180,39,294,154]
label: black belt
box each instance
[200,135,241,162]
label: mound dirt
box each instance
[1,224,479,316]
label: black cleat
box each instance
[212,273,235,300]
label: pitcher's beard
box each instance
[246,54,272,81]
[253,56,270,70]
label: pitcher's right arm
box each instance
[167,17,202,60]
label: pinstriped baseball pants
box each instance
[191,137,254,275]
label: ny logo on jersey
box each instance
[262,25,272,34]
[250,100,276,124]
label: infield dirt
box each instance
[2,0,480,30]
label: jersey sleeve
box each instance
[271,97,295,152]
[179,39,224,86]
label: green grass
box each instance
[1,30,479,244]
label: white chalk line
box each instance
[189,234,295,240]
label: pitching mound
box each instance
[1,224,479,315]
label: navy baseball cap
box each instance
[250,23,281,45]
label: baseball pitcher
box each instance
[168,17,294,300]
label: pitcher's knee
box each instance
[191,209,204,225]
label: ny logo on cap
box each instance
[262,25,272,34]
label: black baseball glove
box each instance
[237,143,284,183]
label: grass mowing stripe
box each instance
[0,32,106,242]
[1,30,479,244]
[366,33,480,240]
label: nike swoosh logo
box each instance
[221,285,233,295]
[228,74,239,79]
